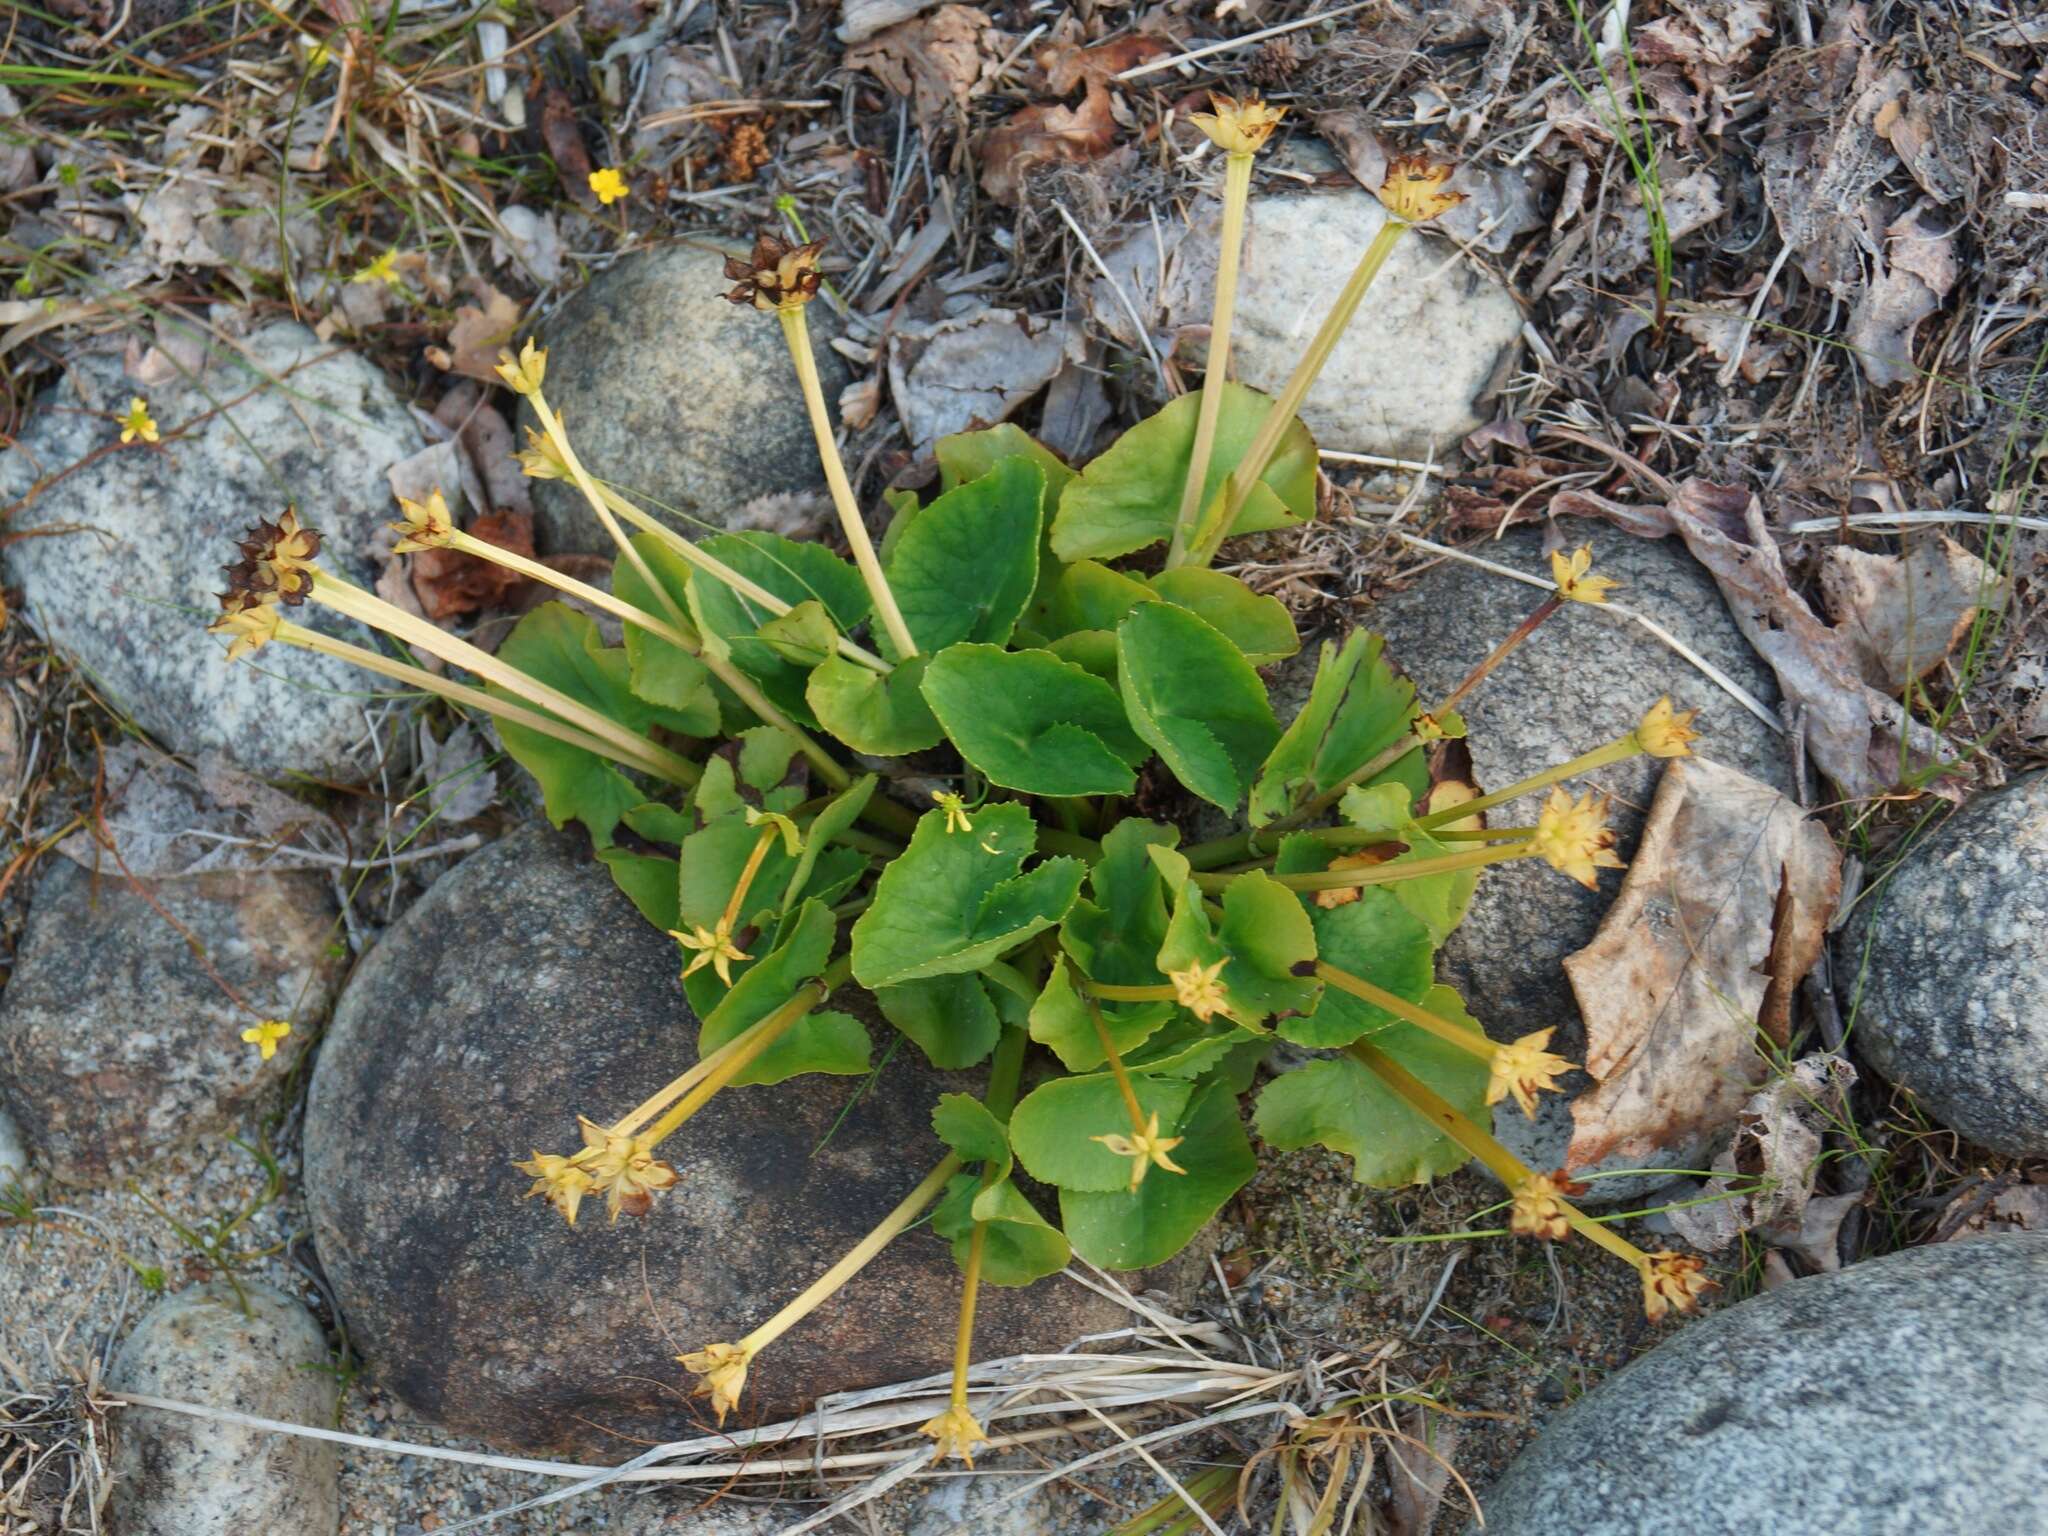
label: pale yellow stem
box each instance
[444,529,696,649]
[1167,150,1254,567]
[639,978,834,1151]
[951,1222,987,1411]
[1314,961,1495,1063]
[610,1000,810,1138]
[1409,737,1641,831]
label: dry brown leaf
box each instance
[1381,1407,1462,1536]
[434,383,532,518]
[538,85,597,210]
[1846,202,1959,386]
[886,309,1075,454]
[424,282,522,384]
[410,509,537,621]
[1562,757,1841,1172]
[1941,1181,2048,1240]
[846,5,996,120]
[1819,534,2004,692]
[979,32,1173,205]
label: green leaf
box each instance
[611,535,720,727]
[936,423,1075,499]
[1039,559,1154,638]
[1050,381,1316,562]
[932,1092,1013,1170]
[677,815,798,933]
[885,456,1043,654]
[1028,963,1174,1072]
[1047,629,1118,679]
[1252,988,1489,1186]
[922,644,1147,797]
[1146,569,1299,665]
[781,774,876,909]
[1249,632,1418,828]
[1124,1014,1265,1080]
[1157,869,1319,1027]
[1116,602,1279,812]
[1272,837,1436,1048]
[623,801,694,845]
[697,901,871,1086]
[687,532,871,726]
[850,802,1085,987]
[876,973,1002,1069]
[805,652,944,755]
[734,726,806,802]
[1060,1079,1257,1269]
[596,848,681,930]
[1060,818,1178,986]
[755,599,839,668]
[932,1173,1071,1286]
[1336,793,1480,945]
[1010,1072,1194,1192]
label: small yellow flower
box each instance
[1487,1028,1574,1119]
[1376,154,1464,223]
[208,602,282,662]
[921,1402,993,1466]
[670,921,751,987]
[351,249,402,286]
[1189,91,1287,155]
[1168,957,1231,1023]
[514,1150,594,1227]
[574,1116,677,1223]
[677,1340,752,1425]
[932,790,974,835]
[240,1019,291,1061]
[588,166,629,205]
[1531,787,1625,890]
[1634,696,1701,759]
[494,336,547,396]
[118,397,159,445]
[1509,1172,1582,1240]
[1092,1111,1188,1192]
[390,488,455,553]
[1640,1250,1715,1322]
[1549,544,1619,605]
[516,423,570,480]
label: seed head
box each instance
[678,1340,752,1425]
[1509,1171,1584,1240]
[515,1150,594,1228]
[208,602,283,662]
[1641,1250,1715,1321]
[1376,155,1464,223]
[575,1116,678,1223]
[723,233,825,312]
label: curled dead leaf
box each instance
[979,32,1173,205]
[424,282,523,384]
[1819,534,2004,693]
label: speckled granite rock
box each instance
[0,1104,26,1183]
[0,857,340,1186]
[1844,771,2048,1157]
[0,322,422,779]
[523,244,850,554]
[305,825,1142,1459]
[1472,1235,2048,1535]
[106,1280,340,1536]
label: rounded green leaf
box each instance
[805,652,944,755]
[697,901,871,1086]
[877,973,1002,1069]
[1116,602,1279,812]
[1146,568,1299,665]
[1059,1079,1257,1269]
[1009,1073,1194,1192]
[884,456,1044,654]
[922,644,1146,796]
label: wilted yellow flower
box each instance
[1640,1250,1714,1322]
[240,1019,291,1061]
[1168,958,1231,1023]
[678,1340,752,1425]
[515,1150,594,1227]
[118,396,159,445]
[588,166,629,205]
[671,921,750,987]
[390,488,455,553]
[932,790,974,835]
[722,233,825,311]
[495,336,547,396]
[1189,92,1287,155]
[1634,696,1701,759]
[1376,155,1464,223]
[1092,1111,1187,1192]
[1509,1172,1582,1240]
[575,1116,677,1222]
[1531,787,1625,889]
[1549,544,1619,605]
[1487,1028,1573,1119]
[516,423,570,480]
[208,602,282,662]
[921,1402,993,1466]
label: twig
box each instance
[1052,200,1170,396]
[1114,2,1381,81]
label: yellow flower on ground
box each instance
[574,1116,678,1222]
[1634,696,1701,759]
[1092,1110,1187,1191]
[1487,1028,1574,1119]
[588,166,629,205]
[670,921,750,987]
[1531,787,1625,890]
[514,1150,594,1227]
[1640,1250,1715,1322]
[1376,154,1464,223]
[1168,957,1231,1023]
[932,790,974,835]
[1549,544,1619,605]
[390,488,455,552]
[677,1340,752,1425]
[921,1402,993,1466]
[118,397,159,445]
[351,249,402,286]
[1509,1172,1581,1240]
[1189,91,1287,155]
[241,1019,291,1061]
[208,602,282,662]
[494,337,547,396]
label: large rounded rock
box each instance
[0,322,422,779]
[523,244,849,554]
[0,856,340,1186]
[1844,771,2048,1157]
[306,825,1137,1458]
[1473,1235,2048,1534]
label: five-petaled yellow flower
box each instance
[514,1150,594,1227]
[241,1019,291,1061]
[932,790,974,835]
[391,488,455,553]
[1634,696,1700,759]
[575,1116,677,1222]
[678,1340,752,1425]
[1190,91,1287,155]
[1640,1250,1714,1322]
[1487,1028,1574,1118]
[1509,1171,1581,1240]
[1531,787,1625,889]
[921,1402,993,1466]
[588,166,629,206]
[1168,957,1231,1023]
[671,920,750,987]
[1093,1110,1187,1191]
[209,602,282,662]
[119,397,159,445]
[1376,154,1464,223]
[495,337,547,396]
[351,249,402,286]
[1550,544,1619,605]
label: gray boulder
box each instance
[1473,1235,2048,1535]
[304,825,1145,1458]
[0,857,341,1186]
[523,244,849,554]
[0,322,423,779]
[1844,770,2048,1156]
[107,1280,340,1536]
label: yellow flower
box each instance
[1168,957,1231,1023]
[1509,1172,1582,1240]
[240,1019,291,1061]
[1376,154,1464,223]
[921,1402,993,1466]
[494,336,547,396]
[1531,787,1625,890]
[932,790,974,835]
[670,921,750,987]
[1634,696,1701,759]
[351,249,402,286]
[574,1116,678,1222]
[1549,544,1619,605]
[1487,1028,1574,1119]
[390,488,455,553]
[1092,1110,1187,1192]
[1189,91,1287,155]
[208,602,282,662]
[118,396,159,445]
[677,1340,752,1425]
[721,232,825,312]
[588,166,629,205]
[514,1150,594,1227]
[1640,1250,1714,1322]
[516,423,569,480]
